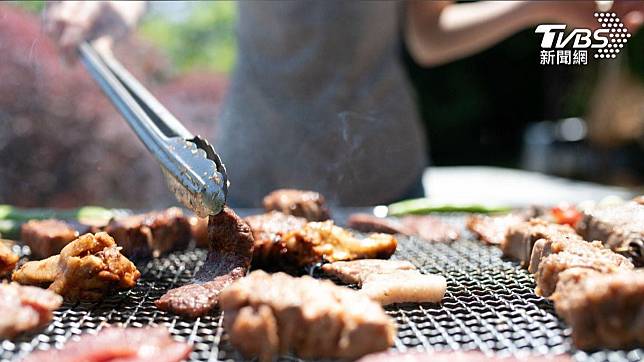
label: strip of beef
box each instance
[358,351,571,362]
[219,270,396,361]
[155,206,254,317]
[466,206,545,245]
[246,212,396,268]
[0,240,19,276]
[103,208,192,259]
[576,201,644,266]
[262,189,331,221]
[0,283,62,338]
[534,242,633,297]
[322,259,446,305]
[13,232,140,301]
[22,327,191,362]
[348,214,459,243]
[502,219,583,267]
[21,219,79,259]
[552,268,644,349]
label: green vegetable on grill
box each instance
[387,198,511,216]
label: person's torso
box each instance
[216,0,427,207]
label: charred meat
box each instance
[322,259,446,305]
[576,200,644,266]
[262,189,330,221]
[245,211,307,268]
[348,214,459,243]
[12,232,140,301]
[21,219,79,259]
[502,219,583,267]
[155,206,254,317]
[0,283,62,338]
[467,207,545,245]
[552,269,644,349]
[219,270,396,361]
[22,327,191,362]
[0,240,19,276]
[102,208,192,258]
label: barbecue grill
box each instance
[1,213,642,362]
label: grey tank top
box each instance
[215,0,427,207]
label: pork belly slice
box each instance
[246,212,397,268]
[358,351,571,362]
[219,270,395,361]
[552,268,644,349]
[349,214,459,243]
[12,232,140,301]
[0,283,62,338]
[576,201,644,266]
[534,242,633,298]
[502,219,583,267]
[155,206,254,317]
[322,259,446,305]
[103,207,192,259]
[467,206,545,246]
[262,189,331,221]
[21,219,79,259]
[22,327,191,362]
[0,240,19,276]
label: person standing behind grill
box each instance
[45,1,644,207]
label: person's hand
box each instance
[44,1,146,64]
[533,1,644,32]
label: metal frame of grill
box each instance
[1,215,642,362]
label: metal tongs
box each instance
[79,41,227,217]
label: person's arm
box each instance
[405,0,644,67]
[45,1,147,63]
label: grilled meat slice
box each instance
[502,219,583,267]
[0,283,62,338]
[262,189,330,221]
[22,327,191,362]
[552,269,644,349]
[13,232,140,301]
[0,240,19,276]
[246,213,396,268]
[467,214,526,245]
[322,259,416,284]
[220,270,396,361]
[358,351,571,362]
[322,259,445,305]
[21,219,79,259]
[576,201,644,266]
[348,214,459,243]
[534,242,633,298]
[103,208,191,259]
[155,206,254,317]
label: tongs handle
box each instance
[79,41,227,216]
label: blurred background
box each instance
[1,1,643,208]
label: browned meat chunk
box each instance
[22,327,191,362]
[0,283,62,338]
[502,219,583,267]
[155,206,254,317]
[0,240,19,276]
[466,207,545,246]
[21,219,79,259]
[246,212,396,268]
[12,232,140,301]
[534,241,633,297]
[262,189,330,221]
[103,208,192,258]
[349,214,459,243]
[358,351,571,362]
[576,201,644,266]
[552,269,644,349]
[322,259,445,305]
[220,270,395,361]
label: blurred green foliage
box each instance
[139,2,236,74]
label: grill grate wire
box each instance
[1,215,642,362]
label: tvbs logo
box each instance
[535,12,631,65]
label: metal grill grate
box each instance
[1,216,642,362]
